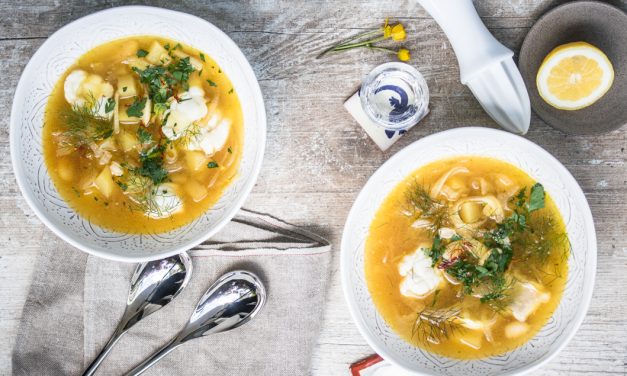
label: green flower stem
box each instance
[334,29,382,47]
[317,29,384,59]
[367,46,397,55]
[330,36,387,51]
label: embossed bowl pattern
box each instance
[341,127,596,375]
[10,6,266,262]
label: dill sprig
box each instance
[57,96,113,148]
[479,274,515,313]
[412,305,464,345]
[123,172,178,218]
[515,213,570,264]
[405,182,448,232]
[174,122,202,148]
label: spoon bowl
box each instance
[125,270,266,376]
[82,252,193,376]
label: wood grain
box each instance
[1,1,626,375]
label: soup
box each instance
[43,36,243,234]
[365,157,569,359]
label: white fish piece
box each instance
[145,183,184,219]
[398,243,442,298]
[187,119,231,156]
[64,70,88,105]
[64,69,114,118]
[510,281,551,322]
[109,161,124,177]
[162,87,208,140]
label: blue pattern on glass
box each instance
[374,85,417,124]
[384,129,407,139]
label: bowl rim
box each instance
[340,127,596,375]
[9,5,267,263]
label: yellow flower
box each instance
[391,24,406,41]
[398,48,411,61]
[383,25,392,38]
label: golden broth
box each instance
[43,36,243,234]
[365,157,568,359]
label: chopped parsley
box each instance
[199,53,206,62]
[136,49,149,57]
[132,56,195,104]
[207,161,219,169]
[206,79,217,87]
[104,97,115,113]
[528,183,545,212]
[425,235,444,267]
[227,146,232,154]
[137,127,153,144]
[126,97,147,118]
[137,144,168,184]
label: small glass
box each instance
[359,62,429,131]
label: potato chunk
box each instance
[185,151,209,171]
[57,158,74,182]
[145,41,170,65]
[171,50,203,70]
[118,131,139,152]
[117,74,138,99]
[94,167,115,198]
[184,179,208,202]
[459,202,483,223]
[505,322,529,338]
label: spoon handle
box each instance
[82,327,126,376]
[124,338,181,376]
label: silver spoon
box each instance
[82,252,193,376]
[125,270,266,376]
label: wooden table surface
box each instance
[1,1,626,374]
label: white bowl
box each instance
[10,6,266,262]
[341,127,596,375]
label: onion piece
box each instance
[430,166,470,200]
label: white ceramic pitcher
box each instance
[416,0,531,134]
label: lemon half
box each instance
[537,42,614,110]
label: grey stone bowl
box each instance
[519,1,627,135]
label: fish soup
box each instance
[43,36,243,234]
[365,157,569,359]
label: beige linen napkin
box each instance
[12,209,332,375]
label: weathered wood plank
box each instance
[0,1,626,375]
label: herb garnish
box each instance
[426,183,550,310]
[104,97,115,113]
[405,182,448,232]
[137,127,153,144]
[207,161,219,169]
[137,144,168,185]
[206,79,217,87]
[528,183,545,212]
[136,49,149,57]
[126,97,147,118]
[132,56,196,105]
[57,97,114,148]
[412,305,464,345]
[425,235,444,267]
